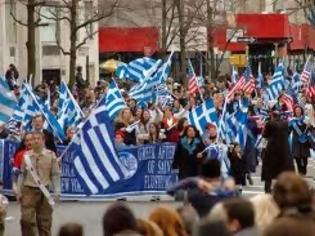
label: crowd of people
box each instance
[1,57,315,236]
[53,171,315,236]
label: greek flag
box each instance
[115,57,157,83]
[266,63,285,101]
[220,99,249,150]
[69,100,129,194]
[257,62,264,89]
[129,52,174,106]
[19,84,65,141]
[104,80,126,120]
[0,75,10,90]
[57,81,84,130]
[187,99,219,135]
[0,77,18,125]
[231,66,239,84]
[156,84,174,108]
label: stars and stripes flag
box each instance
[301,58,312,86]
[279,93,294,112]
[227,65,255,100]
[187,59,199,95]
[66,96,129,194]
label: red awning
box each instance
[308,25,315,50]
[99,27,160,53]
[289,24,305,50]
[236,13,290,39]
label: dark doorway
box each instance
[42,69,61,85]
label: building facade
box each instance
[0,0,99,86]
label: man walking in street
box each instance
[15,131,61,236]
[262,111,294,193]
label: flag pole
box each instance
[58,92,107,160]
[63,81,85,117]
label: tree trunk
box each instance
[207,0,216,81]
[176,0,187,85]
[26,0,36,86]
[68,0,78,87]
[161,0,167,57]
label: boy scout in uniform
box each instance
[15,131,61,236]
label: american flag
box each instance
[279,93,294,111]
[227,65,255,100]
[187,59,199,95]
[301,59,312,85]
[306,85,315,98]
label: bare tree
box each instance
[9,0,48,85]
[39,0,118,86]
[295,0,315,25]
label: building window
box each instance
[40,7,58,43]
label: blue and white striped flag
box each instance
[19,84,66,141]
[257,62,264,89]
[187,99,219,135]
[231,66,239,84]
[129,52,174,106]
[220,99,249,150]
[68,98,129,194]
[104,80,126,120]
[266,63,286,101]
[156,84,174,108]
[115,57,157,83]
[57,81,84,130]
[0,77,18,125]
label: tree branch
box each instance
[75,30,98,50]
[10,10,28,27]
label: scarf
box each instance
[181,136,201,155]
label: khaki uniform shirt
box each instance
[19,148,61,194]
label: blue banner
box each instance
[1,140,178,198]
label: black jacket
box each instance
[262,118,294,180]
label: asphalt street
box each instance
[4,158,315,236]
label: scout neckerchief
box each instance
[24,153,55,206]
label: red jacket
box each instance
[13,149,27,169]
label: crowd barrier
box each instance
[0,140,178,199]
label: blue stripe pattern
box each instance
[187,99,219,135]
[115,57,157,83]
[104,80,126,120]
[69,101,128,194]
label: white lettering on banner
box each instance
[144,175,174,190]
[61,177,84,193]
[147,160,155,174]
[157,145,176,160]
[157,160,172,174]
[138,146,155,161]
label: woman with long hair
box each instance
[115,107,136,145]
[136,109,151,145]
[172,125,206,179]
[289,106,311,175]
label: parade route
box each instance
[4,158,315,235]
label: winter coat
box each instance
[262,118,294,181]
